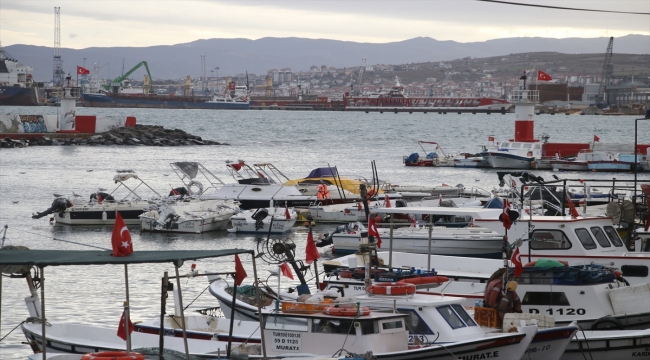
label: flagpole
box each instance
[174,262,190,360]
[311,225,320,290]
[124,264,132,355]
[251,253,267,359]
[40,266,46,360]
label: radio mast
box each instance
[53,7,64,88]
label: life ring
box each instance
[323,306,371,317]
[81,351,145,360]
[367,282,416,296]
[187,180,204,196]
[590,316,624,330]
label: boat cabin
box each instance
[262,311,409,356]
[497,142,543,158]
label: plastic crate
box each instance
[474,306,502,328]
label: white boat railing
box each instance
[508,90,539,103]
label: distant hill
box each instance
[4,35,649,82]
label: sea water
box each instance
[0,106,649,358]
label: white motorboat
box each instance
[140,197,239,233]
[31,171,162,225]
[228,206,298,234]
[318,207,503,257]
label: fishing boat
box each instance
[228,206,298,234]
[588,152,646,172]
[207,278,538,360]
[31,170,162,225]
[0,247,259,357]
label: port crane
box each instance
[354,58,366,96]
[105,61,154,93]
[596,37,614,108]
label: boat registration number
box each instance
[271,331,302,352]
[528,308,586,315]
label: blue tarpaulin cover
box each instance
[306,167,339,178]
[405,153,419,163]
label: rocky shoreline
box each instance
[2,125,228,147]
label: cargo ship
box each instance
[345,77,512,113]
[0,46,40,106]
[83,74,250,110]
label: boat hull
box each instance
[551,160,589,171]
[228,217,296,234]
[587,160,643,172]
[331,230,503,258]
[83,93,250,110]
[0,86,39,106]
[454,157,490,168]
[485,152,534,169]
[55,207,144,225]
[561,329,650,360]
[140,216,230,233]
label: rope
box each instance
[331,311,365,358]
[21,230,111,251]
[0,320,26,342]
[183,284,211,311]
[574,324,594,360]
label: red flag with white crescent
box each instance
[111,213,133,257]
[367,216,382,248]
[511,247,523,278]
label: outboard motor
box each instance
[89,192,115,203]
[168,187,189,197]
[251,208,269,230]
[32,197,73,219]
[317,224,355,247]
[395,199,407,208]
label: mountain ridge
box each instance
[4,35,648,82]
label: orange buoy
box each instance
[81,351,145,360]
[323,305,371,317]
[367,282,416,296]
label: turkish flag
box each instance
[367,216,382,248]
[537,70,552,81]
[384,194,391,208]
[234,254,247,285]
[305,229,320,264]
[285,206,291,220]
[488,136,495,142]
[500,198,512,230]
[77,66,90,75]
[116,310,134,341]
[280,262,294,280]
[230,162,242,171]
[511,248,523,278]
[409,214,417,227]
[594,135,600,142]
[111,213,133,257]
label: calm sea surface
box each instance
[1,106,649,358]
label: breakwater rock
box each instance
[6,125,228,147]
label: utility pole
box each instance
[52,7,63,88]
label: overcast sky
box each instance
[1,0,648,48]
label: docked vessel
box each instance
[83,77,250,110]
[345,77,512,113]
[0,46,40,106]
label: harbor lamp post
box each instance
[634,110,650,222]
